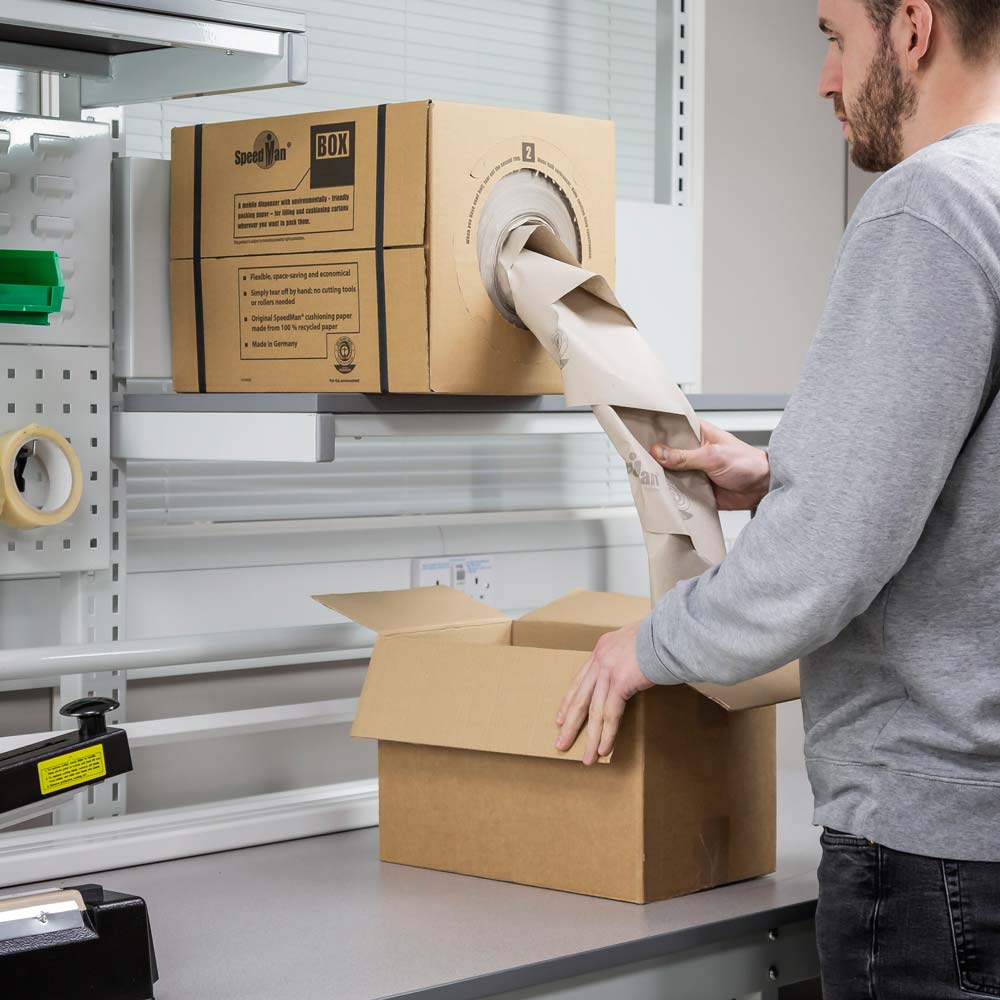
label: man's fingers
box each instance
[555,666,597,751]
[582,673,610,766]
[698,420,735,446]
[652,443,713,473]
[555,656,592,725]
[598,691,626,757]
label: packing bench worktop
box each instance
[8,765,821,1000]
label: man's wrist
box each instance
[635,611,686,687]
[750,447,771,513]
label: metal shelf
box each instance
[0,0,306,108]
[112,392,786,463]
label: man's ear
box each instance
[901,1,934,70]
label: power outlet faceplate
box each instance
[454,555,495,602]
[412,555,496,602]
[412,557,453,589]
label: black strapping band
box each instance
[192,123,207,393]
[374,104,389,393]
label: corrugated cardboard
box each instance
[316,586,791,903]
[170,101,615,393]
[516,590,801,711]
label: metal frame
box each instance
[0,0,306,108]
[53,456,128,823]
[454,922,820,1000]
[655,0,691,205]
[0,622,372,684]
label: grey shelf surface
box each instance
[10,768,819,1000]
[122,391,789,415]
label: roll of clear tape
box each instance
[0,423,82,530]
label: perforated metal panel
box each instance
[0,113,111,348]
[1,344,111,573]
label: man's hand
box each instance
[653,420,770,512]
[554,621,655,765]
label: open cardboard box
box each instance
[315,586,800,903]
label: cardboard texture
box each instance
[317,586,778,903]
[170,101,615,393]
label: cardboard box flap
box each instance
[352,634,608,763]
[513,589,651,657]
[519,590,651,630]
[517,590,801,710]
[693,662,801,710]
[313,586,510,636]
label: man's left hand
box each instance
[554,621,655,765]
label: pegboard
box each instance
[1,344,110,574]
[0,113,111,348]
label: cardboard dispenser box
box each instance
[170,101,615,393]
[315,586,800,904]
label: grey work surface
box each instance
[11,766,820,1000]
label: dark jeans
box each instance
[816,828,1000,999]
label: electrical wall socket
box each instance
[412,555,496,602]
[456,555,495,602]
[412,557,453,589]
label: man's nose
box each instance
[818,46,842,99]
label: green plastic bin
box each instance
[0,250,65,326]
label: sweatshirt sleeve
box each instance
[637,211,999,687]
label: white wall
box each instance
[700,0,848,395]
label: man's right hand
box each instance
[653,420,771,512]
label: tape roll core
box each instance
[0,424,83,530]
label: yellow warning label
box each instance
[38,744,106,796]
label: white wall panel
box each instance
[128,722,373,812]
[126,434,631,525]
[125,542,647,637]
[0,578,60,648]
[700,0,845,394]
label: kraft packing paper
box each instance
[498,225,726,601]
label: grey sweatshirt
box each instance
[636,123,1000,862]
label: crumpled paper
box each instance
[498,224,726,601]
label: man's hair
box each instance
[864,0,1000,61]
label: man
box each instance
[554,0,1000,995]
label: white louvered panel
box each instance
[122,0,657,200]
[126,434,632,525]
[610,0,656,197]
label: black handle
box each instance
[59,697,119,740]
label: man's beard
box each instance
[839,35,918,173]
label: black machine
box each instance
[0,698,159,999]
[0,696,132,821]
[0,883,158,1000]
